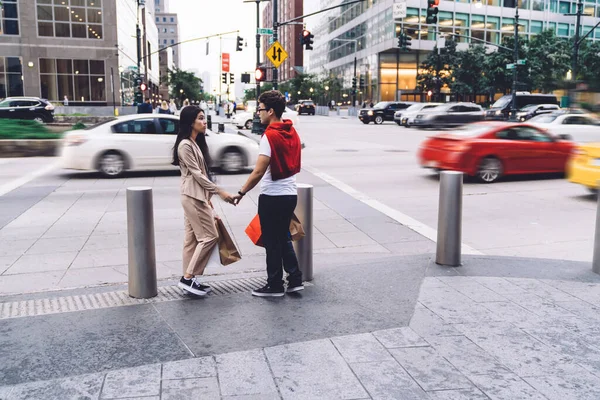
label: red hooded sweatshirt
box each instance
[263,119,301,181]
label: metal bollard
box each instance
[218,123,225,133]
[435,171,463,267]
[126,187,158,298]
[293,184,313,281]
[336,106,340,116]
[593,186,600,274]
[207,115,212,130]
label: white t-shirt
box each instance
[259,135,297,196]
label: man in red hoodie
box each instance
[233,90,303,297]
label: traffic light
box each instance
[222,73,227,84]
[351,77,357,90]
[397,33,404,48]
[241,73,251,83]
[404,35,412,50]
[426,0,439,24]
[359,76,365,87]
[134,75,142,88]
[236,36,243,52]
[139,82,147,92]
[255,66,267,82]
[229,73,234,84]
[302,30,314,50]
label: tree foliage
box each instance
[451,44,489,99]
[167,68,204,102]
[528,30,571,93]
[417,38,458,95]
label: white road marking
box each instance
[0,162,58,197]
[303,165,483,256]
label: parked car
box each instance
[60,114,259,177]
[296,100,315,115]
[418,122,574,183]
[0,96,55,123]
[567,142,600,192]
[528,113,600,143]
[515,104,560,121]
[232,108,299,130]
[358,101,414,124]
[394,103,441,127]
[485,93,559,120]
[412,102,484,129]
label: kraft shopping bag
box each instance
[216,218,241,265]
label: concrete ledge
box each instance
[53,115,115,124]
[0,139,62,157]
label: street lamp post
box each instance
[510,7,519,121]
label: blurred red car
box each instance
[418,122,574,183]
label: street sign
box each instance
[506,63,515,70]
[393,0,407,19]
[266,41,288,69]
[257,28,273,35]
[517,59,527,65]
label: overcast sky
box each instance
[169,0,320,93]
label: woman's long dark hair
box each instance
[172,105,211,167]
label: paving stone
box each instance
[437,279,508,303]
[0,386,13,400]
[473,277,532,296]
[162,357,216,380]
[4,252,78,275]
[373,327,429,349]
[350,360,429,400]
[426,335,510,377]
[221,395,282,400]
[389,347,473,391]
[426,388,489,400]
[26,236,88,255]
[408,305,462,338]
[160,377,220,400]
[509,278,578,302]
[264,339,368,400]
[331,333,394,363]
[419,299,503,325]
[524,372,600,400]
[325,231,379,248]
[101,364,161,398]
[468,372,546,400]
[7,373,103,400]
[216,349,278,397]
[0,255,18,275]
[479,301,541,328]
[0,240,34,257]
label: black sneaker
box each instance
[286,282,304,293]
[178,277,207,296]
[252,285,285,297]
[198,283,212,293]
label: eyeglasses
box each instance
[257,108,270,112]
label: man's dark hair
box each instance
[258,90,286,118]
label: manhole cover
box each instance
[336,149,359,152]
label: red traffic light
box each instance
[140,83,147,91]
[303,30,311,37]
[255,67,267,82]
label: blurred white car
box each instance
[232,108,300,130]
[394,103,441,127]
[61,114,259,177]
[528,113,600,143]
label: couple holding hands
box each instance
[172,90,303,298]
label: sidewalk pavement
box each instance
[3,167,600,398]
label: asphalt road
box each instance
[0,114,596,263]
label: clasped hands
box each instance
[218,190,244,206]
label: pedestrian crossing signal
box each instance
[426,0,439,24]
[255,67,267,82]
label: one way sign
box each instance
[266,41,288,69]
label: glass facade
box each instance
[1,0,19,35]
[39,58,105,102]
[0,57,24,99]
[36,0,103,39]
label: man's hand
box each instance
[218,190,235,205]
[232,194,244,205]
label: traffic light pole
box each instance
[135,0,142,105]
[510,8,519,121]
[272,0,278,90]
[353,55,357,106]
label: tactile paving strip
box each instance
[0,276,311,320]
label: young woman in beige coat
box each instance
[172,106,234,296]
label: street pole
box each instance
[256,1,261,99]
[572,0,583,106]
[272,0,278,90]
[135,0,142,104]
[395,45,400,102]
[510,7,519,121]
[353,54,357,107]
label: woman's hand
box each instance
[218,190,235,205]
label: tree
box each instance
[451,44,489,101]
[167,68,203,103]
[527,30,571,93]
[417,38,458,100]
[484,35,530,99]
[577,39,600,91]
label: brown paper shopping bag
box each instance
[216,218,241,265]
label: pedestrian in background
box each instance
[63,96,69,107]
[233,90,303,297]
[137,98,153,114]
[172,106,235,296]
[158,100,172,114]
[169,99,178,114]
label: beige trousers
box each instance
[181,195,219,276]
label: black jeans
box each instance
[258,194,302,289]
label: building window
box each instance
[530,20,543,33]
[0,57,24,98]
[39,58,105,101]
[170,28,174,33]
[163,17,166,22]
[170,17,174,22]
[170,39,174,44]
[1,0,19,35]
[559,1,570,13]
[163,39,167,44]
[163,28,167,33]
[36,0,103,39]
[557,22,569,36]
[155,17,159,22]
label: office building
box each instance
[0,0,159,105]
[262,0,304,82]
[308,0,600,103]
